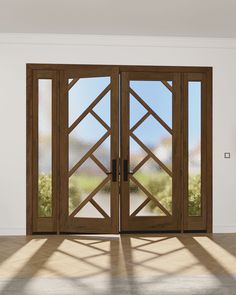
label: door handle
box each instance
[106,159,117,182]
[123,160,133,181]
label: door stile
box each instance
[172,73,182,232]
[120,72,130,231]
[59,70,69,232]
[110,67,120,233]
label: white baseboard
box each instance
[0,228,26,235]
[213,225,236,233]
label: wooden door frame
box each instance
[26,64,212,235]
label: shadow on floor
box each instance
[0,234,235,294]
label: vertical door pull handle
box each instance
[112,159,117,182]
[106,159,117,182]
[124,159,128,181]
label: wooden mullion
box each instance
[120,72,130,231]
[59,69,68,233]
[110,66,120,233]
[52,71,60,233]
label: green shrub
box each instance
[38,172,201,217]
[136,172,172,215]
[38,174,52,217]
[188,174,201,216]
[38,174,82,216]
[134,172,201,216]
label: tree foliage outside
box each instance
[38,172,201,217]
[188,174,201,216]
[38,174,52,217]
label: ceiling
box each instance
[0,0,236,38]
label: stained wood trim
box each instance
[120,72,130,231]
[27,69,59,234]
[27,63,212,74]
[206,68,213,233]
[27,64,212,234]
[182,71,212,232]
[110,66,120,233]
[26,65,33,235]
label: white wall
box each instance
[0,34,236,234]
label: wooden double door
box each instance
[27,65,212,234]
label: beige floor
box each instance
[0,234,236,294]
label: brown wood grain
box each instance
[27,64,212,234]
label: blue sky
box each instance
[68,77,201,151]
[39,77,201,152]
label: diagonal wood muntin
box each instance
[132,154,151,174]
[68,84,111,134]
[70,176,111,217]
[129,87,172,135]
[69,152,111,219]
[130,197,150,217]
[161,80,173,92]
[130,132,172,177]
[68,131,110,177]
[67,78,80,92]
[130,175,171,216]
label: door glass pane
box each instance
[38,80,52,217]
[69,157,111,217]
[133,115,172,170]
[130,80,172,128]
[69,113,107,170]
[188,82,201,216]
[68,77,111,219]
[68,77,110,126]
[129,80,173,217]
